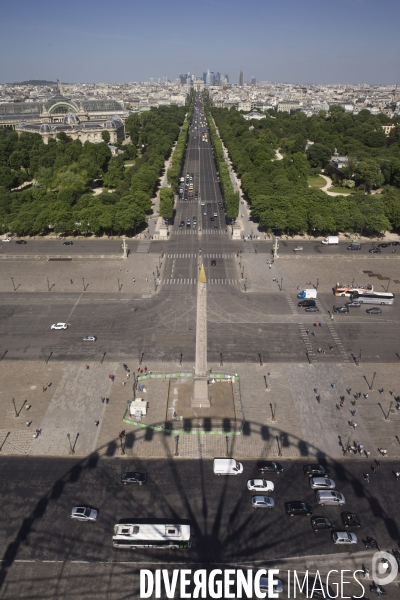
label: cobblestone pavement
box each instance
[1,359,399,461]
[0,255,166,295]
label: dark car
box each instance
[285,501,313,516]
[333,306,349,313]
[389,241,400,246]
[298,299,316,307]
[63,241,73,245]
[378,243,389,248]
[341,511,361,528]
[121,472,147,485]
[257,461,283,474]
[369,247,381,253]
[305,306,319,312]
[211,259,216,266]
[15,240,27,244]
[210,217,214,221]
[366,307,382,314]
[310,516,335,532]
[303,464,330,478]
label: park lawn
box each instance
[308,175,326,188]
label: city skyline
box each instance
[0,0,399,85]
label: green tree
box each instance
[101,130,111,144]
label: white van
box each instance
[213,458,243,476]
[316,490,345,506]
[297,289,317,299]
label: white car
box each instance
[247,479,274,492]
[51,323,68,330]
[309,477,336,490]
[332,531,357,545]
[201,201,205,206]
[251,495,274,509]
[70,506,98,521]
[2,238,11,242]
[82,335,97,342]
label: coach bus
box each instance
[334,283,373,297]
[350,291,395,305]
[112,518,191,549]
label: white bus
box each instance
[351,291,395,305]
[112,519,191,549]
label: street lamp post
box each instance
[118,278,121,292]
[369,371,377,391]
[174,435,179,457]
[12,397,18,418]
[220,352,223,366]
[225,435,230,457]
[265,372,271,392]
[179,353,183,367]
[82,278,85,292]
[259,353,263,367]
[119,430,126,455]
[139,352,144,365]
[67,433,74,455]
[385,401,394,421]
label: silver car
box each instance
[247,479,274,492]
[309,477,336,490]
[82,335,97,342]
[70,506,98,521]
[259,576,283,594]
[251,495,274,509]
[332,531,357,545]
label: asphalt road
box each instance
[0,456,398,566]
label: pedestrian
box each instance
[146,277,148,282]
[364,567,369,580]
[140,369,143,374]
[395,471,400,479]
[340,401,344,408]
[311,331,315,337]
[390,389,395,396]
[122,381,126,386]
[365,450,370,458]
[364,393,369,399]
[359,444,364,454]
[85,364,89,370]
[321,349,326,354]
[269,264,272,269]
[126,372,130,379]
[137,366,140,372]
[306,330,309,334]
[43,386,46,393]
[101,397,105,404]
[95,420,99,427]
[375,459,381,468]
[382,448,387,456]
[376,584,383,597]
[106,398,109,405]
[363,473,370,483]
[133,278,136,282]
[70,279,73,284]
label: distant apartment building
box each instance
[277,101,301,113]
[238,71,244,87]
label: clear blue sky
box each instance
[1,0,399,85]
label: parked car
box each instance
[211,260,216,266]
[316,491,345,506]
[369,247,381,253]
[305,306,319,313]
[51,323,68,330]
[63,241,73,245]
[257,461,283,474]
[15,240,27,244]
[121,472,147,485]
[332,531,357,545]
[345,301,361,308]
[259,576,283,594]
[2,238,11,242]
[310,516,335,532]
[303,464,330,478]
[285,501,313,516]
[333,306,349,313]
[309,477,336,490]
[341,511,361,528]
[70,506,98,521]
[366,307,382,314]
[252,495,274,509]
[82,335,97,342]
[378,243,389,248]
[247,479,274,492]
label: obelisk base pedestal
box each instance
[192,378,210,408]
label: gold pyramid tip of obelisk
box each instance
[198,264,207,283]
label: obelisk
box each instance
[192,264,210,407]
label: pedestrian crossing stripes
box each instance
[175,229,227,235]
[166,253,235,258]
[163,278,238,285]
